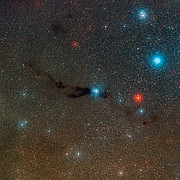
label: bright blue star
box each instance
[151,53,165,68]
[91,87,100,98]
[154,57,161,64]
[138,9,148,20]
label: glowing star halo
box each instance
[134,93,143,103]
[91,87,100,98]
[72,41,79,47]
[151,53,165,69]
[139,10,147,19]
[138,9,148,20]
[154,57,161,64]
[138,107,146,115]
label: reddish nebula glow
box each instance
[72,41,79,47]
[134,93,143,103]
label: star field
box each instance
[0,0,179,180]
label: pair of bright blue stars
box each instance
[137,9,165,68]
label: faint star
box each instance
[138,108,146,115]
[119,99,122,102]
[118,169,125,177]
[76,151,81,157]
[19,120,28,128]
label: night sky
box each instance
[0,0,180,179]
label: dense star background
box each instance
[0,0,179,179]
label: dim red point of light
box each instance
[120,15,125,21]
[72,41,79,47]
[134,94,143,103]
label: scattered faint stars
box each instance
[1,0,179,179]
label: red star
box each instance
[134,93,143,103]
[72,41,79,47]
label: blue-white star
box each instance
[21,89,28,97]
[139,10,147,19]
[91,87,100,98]
[76,151,81,158]
[138,9,148,20]
[138,108,146,115]
[154,57,161,64]
[19,120,28,128]
[151,53,165,68]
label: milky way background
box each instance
[0,0,179,179]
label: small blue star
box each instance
[21,89,28,97]
[19,120,28,128]
[76,151,81,158]
[138,108,146,115]
[119,99,122,102]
